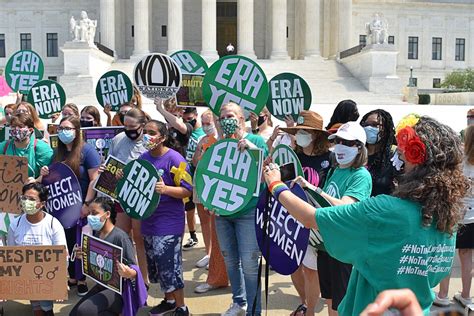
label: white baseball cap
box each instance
[328,121,367,144]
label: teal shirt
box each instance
[226,133,268,218]
[316,195,455,315]
[185,127,205,165]
[323,166,372,201]
[0,134,53,178]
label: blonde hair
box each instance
[201,109,214,122]
[260,107,273,127]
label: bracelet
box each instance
[269,181,289,200]
[315,187,323,194]
[268,181,284,193]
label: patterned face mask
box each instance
[220,118,239,136]
[10,127,31,142]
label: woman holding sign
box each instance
[214,102,268,316]
[40,115,101,296]
[263,116,468,315]
[15,101,47,139]
[138,120,193,316]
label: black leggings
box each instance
[69,285,123,316]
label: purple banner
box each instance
[42,162,82,229]
[82,127,124,162]
[255,183,309,275]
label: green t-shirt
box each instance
[316,195,456,315]
[0,135,54,178]
[185,127,205,168]
[225,133,268,219]
[323,166,372,201]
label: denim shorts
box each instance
[143,234,184,293]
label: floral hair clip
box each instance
[396,114,426,165]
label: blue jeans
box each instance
[216,209,261,316]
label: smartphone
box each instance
[280,163,297,182]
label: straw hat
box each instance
[280,111,328,135]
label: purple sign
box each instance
[42,162,82,229]
[82,127,124,162]
[255,183,309,275]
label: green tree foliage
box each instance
[441,69,474,91]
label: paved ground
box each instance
[2,233,472,315]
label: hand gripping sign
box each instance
[255,183,309,275]
[96,70,134,111]
[170,50,208,75]
[5,50,44,94]
[195,139,258,216]
[202,55,269,116]
[133,53,182,99]
[27,80,67,119]
[266,73,312,121]
[271,144,305,179]
[116,159,160,220]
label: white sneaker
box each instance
[433,293,451,307]
[196,255,210,268]
[194,282,217,293]
[453,293,472,307]
[221,303,246,316]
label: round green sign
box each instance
[202,55,269,116]
[271,144,304,178]
[171,50,208,75]
[27,80,66,119]
[267,73,312,121]
[116,159,160,219]
[5,50,44,94]
[96,70,134,111]
[195,138,258,216]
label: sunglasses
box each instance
[334,137,358,147]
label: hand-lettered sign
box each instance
[93,155,126,200]
[306,188,331,251]
[267,73,312,120]
[5,50,44,94]
[195,139,258,216]
[27,80,66,119]
[256,183,309,275]
[0,245,68,300]
[96,70,134,111]
[0,155,28,214]
[133,53,182,99]
[176,74,207,107]
[116,159,160,219]
[171,50,208,75]
[202,55,269,116]
[271,144,304,179]
[82,233,123,294]
[42,162,83,229]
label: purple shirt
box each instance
[139,149,192,236]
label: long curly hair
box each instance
[393,116,469,235]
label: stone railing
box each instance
[94,42,114,58]
[339,44,365,59]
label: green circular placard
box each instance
[171,50,208,75]
[5,50,44,94]
[267,73,312,121]
[27,80,66,119]
[271,144,304,178]
[116,159,161,219]
[96,70,134,111]
[195,138,258,216]
[202,55,269,116]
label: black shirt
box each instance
[297,151,332,188]
[96,226,137,266]
[169,123,193,158]
[367,154,395,196]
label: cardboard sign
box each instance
[176,74,207,107]
[0,155,28,214]
[42,162,83,229]
[171,50,208,75]
[0,245,68,300]
[116,159,160,219]
[133,53,182,99]
[5,50,44,94]
[96,70,134,111]
[82,233,123,294]
[202,55,269,116]
[93,155,126,200]
[27,80,66,119]
[195,139,258,216]
[271,144,304,178]
[267,73,312,120]
[306,188,331,251]
[256,183,309,275]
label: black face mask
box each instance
[80,120,94,128]
[257,115,266,126]
[119,113,125,125]
[187,119,197,128]
[125,127,142,140]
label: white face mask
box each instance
[295,130,313,147]
[334,144,359,165]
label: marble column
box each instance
[469,19,474,68]
[304,0,321,58]
[270,0,290,59]
[100,0,115,53]
[237,0,257,59]
[167,0,183,55]
[133,0,150,56]
[338,0,352,53]
[201,0,219,61]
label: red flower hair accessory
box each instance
[396,126,426,165]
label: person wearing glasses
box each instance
[40,115,101,297]
[7,182,67,316]
[360,109,397,196]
